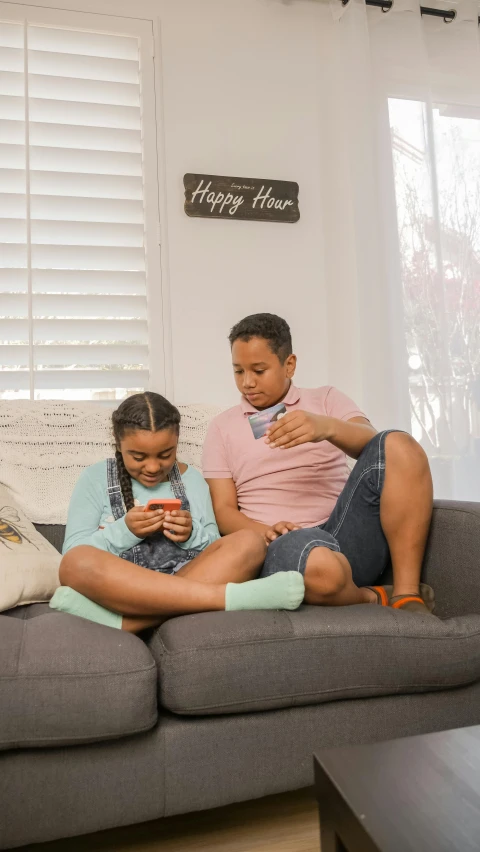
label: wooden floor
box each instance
[22,788,320,852]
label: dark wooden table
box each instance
[314,725,480,852]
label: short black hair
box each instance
[228,313,292,364]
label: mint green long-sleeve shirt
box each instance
[62,460,220,556]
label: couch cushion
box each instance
[148,605,480,715]
[34,524,65,553]
[0,605,158,749]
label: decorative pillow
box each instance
[0,484,60,612]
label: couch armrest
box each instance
[421,500,480,618]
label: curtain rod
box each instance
[342,0,480,24]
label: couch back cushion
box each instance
[0,400,220,525]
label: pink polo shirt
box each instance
[202,384,366,528]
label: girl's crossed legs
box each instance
[54,530,304,633]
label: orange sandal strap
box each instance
[391,595,425,609]
[367,586,389,606]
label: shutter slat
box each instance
[0,142,25,168]
[0,343,148,367]
[0,46,23,73]
[1,293,147,319]
[29,97,140,129]
[32,269,146,295]
[29,50,139,84]
[0,168,25,192]
[31,245,145,270]
[29,74,140,108]
[0,218,26,242]
[1,319,148,343]
[28,26,139,62]
[31,196,143,224]
[30,171,143,199]
[31,220,144,247]
[0,70,23,97]
[0,269,147,296]
[0,23,23,49]
[0,319,28,341]
[0,370,149,390]
[0,119,24,143]
[1,243,27,267]
[0,95,24,120]
[30,146,142,176]
[0,194,26,218]
[30,123,141,153]
[0,268,27,292]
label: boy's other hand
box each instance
[264,521,300,544]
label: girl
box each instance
[50,392,303,632]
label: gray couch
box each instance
[1,500,480,849]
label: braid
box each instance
[115,450,135,511]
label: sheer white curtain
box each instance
[320,0,480,501]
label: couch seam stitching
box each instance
[163,678,479,713]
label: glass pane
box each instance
[389,97,480,499]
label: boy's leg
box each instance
[261,528,373,606]
[261,431,433,611]
[380,432,433,599]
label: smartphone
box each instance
[144,498,182,513]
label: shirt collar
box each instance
[240,382,301,415]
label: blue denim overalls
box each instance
[106,458,203,574]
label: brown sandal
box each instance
[366,586,391,606]
[365,584,435,612]
[390,594,434,615]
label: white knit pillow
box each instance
[0,484,60,612]
[0,400,220,525]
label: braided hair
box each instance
[112,392,181,511]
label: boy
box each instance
[203,313,434,613]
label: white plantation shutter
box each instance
[0,10,159,401]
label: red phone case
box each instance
[144,498,182,513]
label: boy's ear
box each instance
[285,353,297,378]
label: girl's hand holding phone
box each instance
[163,509,192,543]
[125,506,165,538]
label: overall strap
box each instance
[168,462,190,512]
[106,457,126,520]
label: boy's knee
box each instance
[385,431,429,473]
[304,548,349,602]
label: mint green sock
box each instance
[50,586,122,630]
[225,571,304,612]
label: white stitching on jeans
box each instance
[378,432,382,490]
[296,537,340,572]
[332,464,383,538]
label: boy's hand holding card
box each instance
[248,403,287,440]
[265,410,325,449]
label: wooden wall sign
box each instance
[184,173,300,223]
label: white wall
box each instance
[157,0,329,407]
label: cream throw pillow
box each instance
[0,484,61,612]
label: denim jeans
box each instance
[260,430,399,587]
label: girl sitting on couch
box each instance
[50,392,303,633]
